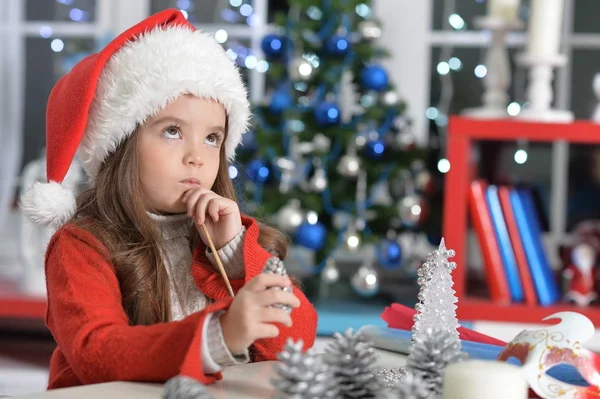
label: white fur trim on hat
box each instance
[78,25,250,179]
[20,181,77,229]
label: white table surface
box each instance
[15,349,406,399]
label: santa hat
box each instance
[20,9,250,229]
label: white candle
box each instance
[488,0,521,23]
[527,0,565,57]
[443,360,528,399]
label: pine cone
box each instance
[262,257,293,314]
[163,375,213,399]
[271,338,336,399]
[324,328,383,398]
[406,328,465,396]
[396,369,431,399]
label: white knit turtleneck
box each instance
[148,212,249,373]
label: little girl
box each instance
[20,9,317,389]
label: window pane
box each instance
[151,0,255,25]
[570,49,600,120]
[573,0,600,33]
[432,0,530,31]
[206,34,252,89]
[25,0,96,22]
[566,144,600,230]
[429,46,526,117]
[22,37,95,168]
[432,0,490,31]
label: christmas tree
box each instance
[229,0,437,271]
[411,239,461,344]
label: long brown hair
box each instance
[72,129,290,326]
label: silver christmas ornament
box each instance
[381,90,400,107]
[163,376,213,399]
[324,328,383,398]
[415,170,433,193]
[337,154,361,177]
[289,56,315,81]
[309,158,328,192]
[321,258,340,284]
[275,199,304,233]
[369,181,393,206]
[262,257,293,314]
[351,264,379,297]
[272,339,336,398]
[397,194,424,227]
[312,133,332,152]
[355,134,368,148]
[360,92,377,108]
[394,116,410,131]
[275,156,296,194]
[358,19,382,41]
[389,169,412,200]
[396,130,417,151]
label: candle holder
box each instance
[516,53,574,123]
[462,16,523,119]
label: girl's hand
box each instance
[182,187,243,250]
[219,274,301,354]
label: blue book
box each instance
[486,185,524,302]
[510,188,560,305]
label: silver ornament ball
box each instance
[351,265,379,297]
[309,168,328,192]
[289,56,315,81]
[397,194,425,227]
[358,19,382,41]
[321,259,340,284]
[381,90,400,106]
[312,133,331,152]
[337,154,361,177]
[275,199,304,233]
[396,130,417,151]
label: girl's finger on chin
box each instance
[195,192,218,225]
[185,190,204,217]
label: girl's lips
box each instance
[180,178,201,188]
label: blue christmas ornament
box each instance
[376,239,402,269]
[246,159,270,183]
[295,221,326,251]
[361,65,389,91]
[365,139,386,159]
[261,34,285,58]
[326,35,350,56]
[314,101,340,125]
[269,90,292,113]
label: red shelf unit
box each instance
[444,116,600,325]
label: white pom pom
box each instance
[20,181,76,229]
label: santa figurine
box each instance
[563,241,598,307]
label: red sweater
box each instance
[44,216,318,389]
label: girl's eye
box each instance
[163,126,182,139]
[205,133,223,147]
